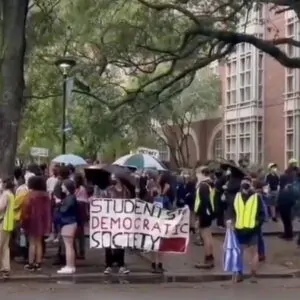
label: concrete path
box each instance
[2,280,300,300]
[5,235,300,283]
[138,236,300,281]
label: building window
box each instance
[285,111,295,162]
[213,130,223,159]
[287,73,295,93]
[225,61,237,106]
[239,54,252,103]
[225,121,237,160]
[287,23,294,37]
[285,17,297,97]
[225,118,263,164]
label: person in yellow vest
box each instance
[194,166,215,269]
[227,176,265,283]
[0,177,16,278]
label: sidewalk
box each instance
[4,235,300,283]
[7,247,153,282]
[138,236,300,282]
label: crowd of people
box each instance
[0,158,298,281]
[174,158,300,282]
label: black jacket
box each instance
[196,180,213,218]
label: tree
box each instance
[0,1,29,177]
[1,0,231,175]
[137,0,300,69]
[18,0,220,159]
[149,68,221,168]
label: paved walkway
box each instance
[10,247,150,278]
[139,236,299,277]
[6,235,300,282]
[3,280,300,300]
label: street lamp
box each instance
[55,57,76,154]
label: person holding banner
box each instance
[150,176,172,273]
[194,166,215,269]
[103,174,131,275]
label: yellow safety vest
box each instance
[14,187,29,222]
[194,182,215,213]
[234,192,258,229]
[1,192,16,232]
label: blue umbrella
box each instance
[52,154,87,166]
[223,227,243,273]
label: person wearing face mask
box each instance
[56,179,79,274]
[51,165,70,265]
[227,177,265,283]
[194,166,215,269]
[265,163,279,222]
[103,174,131,275]
[224,167,243,220]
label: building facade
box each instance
[155,6,298,170]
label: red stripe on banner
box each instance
[158,237,186,253]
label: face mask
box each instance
[61,185,68,195]
[241,183,251,190]
[111,179,118,185]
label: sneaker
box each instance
[119,267,130,274]
[53,238,59,243]
[157,263,164,273]
[57,266,76,274]
[189,227,196,234]
[1,270,9,278]
[249,271,258,283]
[104,267,112,275]
[151,262,156,273]
[195,261,214,269]
[45,235,54,243]
[34,263,42,271]
[232,272,243,283]
[24,264,35,271]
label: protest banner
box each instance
[90,198,190,253]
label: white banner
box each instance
[90,198,190,253]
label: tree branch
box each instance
[138,0,300,68]
[24,93,62,100]
[72,89,112,108]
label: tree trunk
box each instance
[0,0,28,177]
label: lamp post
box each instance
[55,57,76,154]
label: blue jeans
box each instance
[258,229,265,257]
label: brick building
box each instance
[154,7,297,170]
